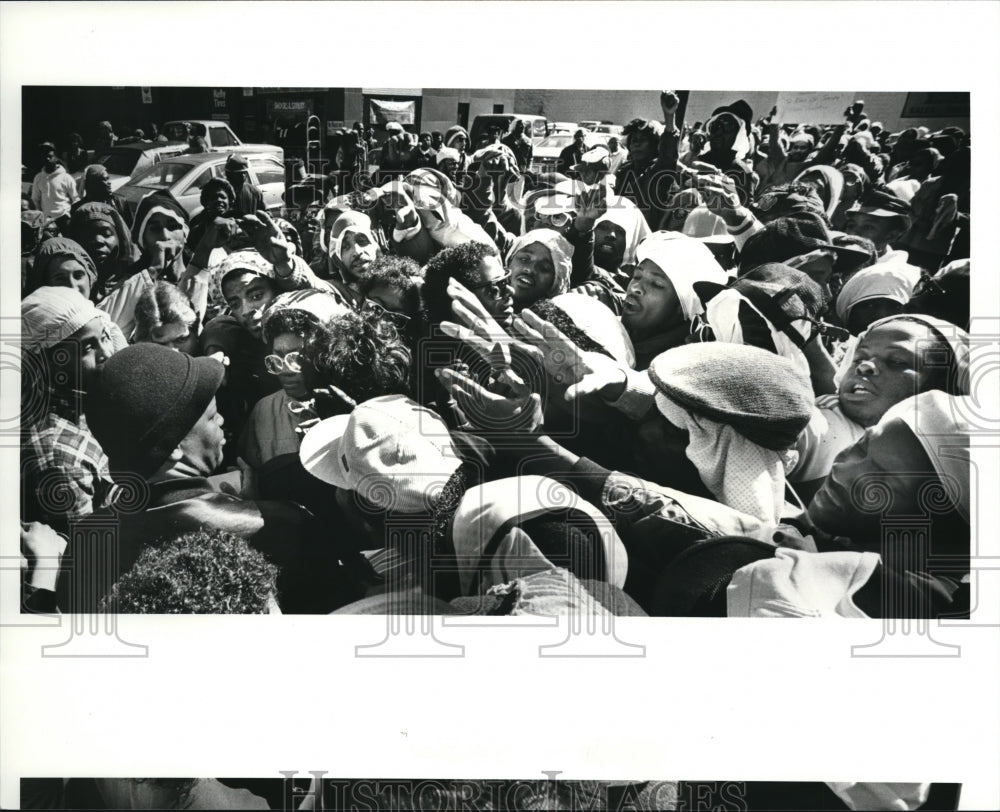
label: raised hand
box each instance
[436,366,543,433]
[238,210,293,271]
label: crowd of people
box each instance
[19,92,973,619]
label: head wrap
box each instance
[328,210,378,271]
[84,343,225,478]
[22,286,106,353]
[29,237,98,293]
[794,165,845,219]
[435,147,461,166]
[263,289,351,333]
[881,391,972,524]
[405,167,462,209]
[835,264,915,323]
[82,164,111,198]
[69,202,136,264]
[131,191,190,250]
[506,229,573,298]
[833,313,970,396]
[444,125,470,150]
[649,342,813,524]
[529,293,635,367]
[595,204,652,268]
[634,232,729,321]
[208,249,277,308]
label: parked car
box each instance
[113,152,286,222]
[578,120,601,131]
[70,141,190,194]
[163,120,284,162]
[530,133,610,174]
[550,122,582,135]
[594,124,624,136]
[469,114,549,147]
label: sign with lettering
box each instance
[775,91,856,125]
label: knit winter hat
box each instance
[435,147,461,166]
[299,394,462,514]
[29,237,98,292]
[208,249,277,308]
[131,190,190,248]
[84,343,225,477]
[648,342,814,451]
[224,153,249,173]
[444,125,470,149]
[22,286,106,353]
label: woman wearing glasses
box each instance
[238,290,348,500]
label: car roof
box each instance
[150,151,281,167]
[99,141,187,154]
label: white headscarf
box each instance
[506,229,574,297]
[595,203,652,268]
[633,232,729,321]
[835,264,915,323]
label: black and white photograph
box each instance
[2,3,998,811]
[14,83,977,620]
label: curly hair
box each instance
[358,254,425,317]
[421,241,500,325]
[100,529,279,614]
[308,310,413,403]
[133,281,197,342]
[261,305,332,354]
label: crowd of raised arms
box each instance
[20,93,972,620]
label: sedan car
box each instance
[113,152,286,222]
[71,141,191,193]
[594,124,624,136]
[530,133,610,174]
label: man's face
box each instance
[843,212,901,254]
[607,137,619,152]
[222,272,278,339]
[44,257,92,300]
[807,417,935,543]
[451,134,467,153]
[177,396,226,476]
[67,316,114,391]
[90,168,112,195]
[708,114,740,153]
[80,220,119,268]
[593,220,626,271]
[341,230,378,280]
[468,253,514,328]
[439,158,458,181]
[225,170,247,188]
[419,134,431,150]
[141,212,187,258]
[622,259,682,339]
[573,131,585,146]
[509,242,556,307]
[787,141,812,162]
[431,134,444,150]
[837,321,935,427]
[43,150,58,172]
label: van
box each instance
[469,114,549,148]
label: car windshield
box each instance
[532,120,547,137]
[129,161,192,189]
[96,151,141,176]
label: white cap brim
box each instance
[299,414,352,488]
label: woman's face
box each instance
[63,316,114,391]
[451,135,467,153]
[44,257,92,300]
[80,220,120,268]
[808,417,936,543]
[509,242,556,307]
[622,259,683,339]
[270,331,310,400]
[838,321,936,428]
[593,221,626,270]
[221,272,278,340]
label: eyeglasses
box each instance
[536,211,572,229]
[265,350,304,375]
[362,299,411,328]
[466,273,512,302]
